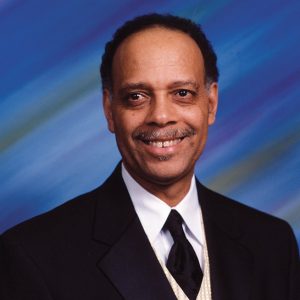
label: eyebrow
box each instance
[118,80,200,94]
[168,80,200,89]
[118,82,150,94]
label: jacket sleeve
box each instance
[0,234,53,300]
[287,224,300,300]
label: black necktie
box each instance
[164,210,203,300]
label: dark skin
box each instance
[103,27,218,206]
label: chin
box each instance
[141,161,193,185]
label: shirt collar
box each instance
[121,164,204,246]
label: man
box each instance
[1,14,299,300]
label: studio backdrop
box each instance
[0,0,299,247]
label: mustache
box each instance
[133,127,196,141]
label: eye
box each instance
[177,89,190,97]
[173,89,196,104]
[128,92,142,101]
[123,92,149,107]
[174,89,196,99]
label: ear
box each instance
[103,89,115,133]
[207,82,218,125]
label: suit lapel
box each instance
[197,181,253,300]
[93,164,176,300]
[92,165,253,299]
[98,217,176,300]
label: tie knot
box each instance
[164,210,185,240]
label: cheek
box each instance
[184,107,208,130]
[184,109,209,146]
[113,111,142,139]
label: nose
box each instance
[145,93,177,127]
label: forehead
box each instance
[111,27,205,87]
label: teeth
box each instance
[148,139,182,148]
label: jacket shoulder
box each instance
[198,182,297,242]
[1,185,102,245]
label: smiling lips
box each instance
[144,138,183,148]
[133,127,195,150]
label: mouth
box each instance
[143,138,183,148]
[133,128,195,157]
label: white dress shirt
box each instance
[121,164,206,269]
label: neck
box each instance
[125,167,194,207]
[144,180,193,207]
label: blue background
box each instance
[0,0,299,247]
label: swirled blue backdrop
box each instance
[0,0,299,247]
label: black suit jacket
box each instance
[1,164,299,300]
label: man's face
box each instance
[103,27,218,189]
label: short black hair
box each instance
[100,13,219,90]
